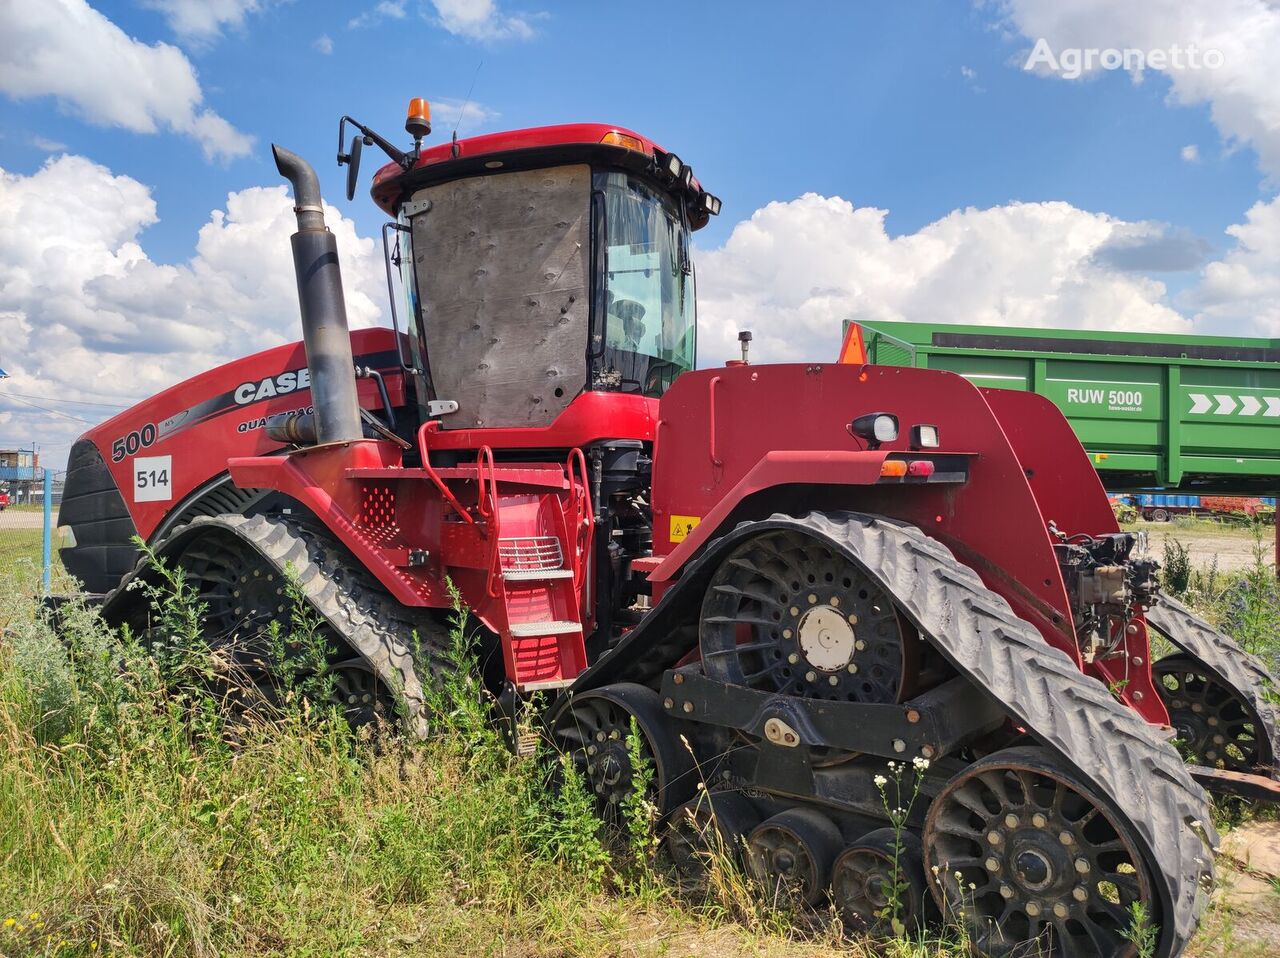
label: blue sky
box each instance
[2,0,1280,464]
[1,1,1265,258]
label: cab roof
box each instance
[369,122,706,217]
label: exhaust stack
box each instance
[273,144,362,445]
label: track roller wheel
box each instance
[552,683,695,820]
[832,827,929,934]
[328,658,394,728]
[1154,654,1267,773]
[924,746,1156,957]
[747,807,842,907]
[665,791,759,890]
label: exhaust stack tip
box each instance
[272,143,325,230]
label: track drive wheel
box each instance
[665,791,760,891]
[700,527,915,704]
[747,807,842,907]
[552,683,695,820]
[924,746,1156,957]
[831,827,929,934]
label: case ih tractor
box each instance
[57,99,1280,957]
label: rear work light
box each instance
[850,412,900,449]
[911,424,940,449]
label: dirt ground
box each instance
[0,509,44,530]
[1127,519,1276,574]
[1192,820,1280,957]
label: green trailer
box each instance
[852,320,1280,494]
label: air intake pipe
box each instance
[272,144,362,445]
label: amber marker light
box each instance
[600,130,645,152]
[406,98,432,139]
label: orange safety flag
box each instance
[838,323,867,364]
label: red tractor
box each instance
[57,100,1279,957]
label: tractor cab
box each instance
[364,114,720,433]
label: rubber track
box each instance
[783,513,1215,958]
[100,513,451,735]
[1146,595,1280,778]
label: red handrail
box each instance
[566,447,594,590]
[476,445,502,596]
[415,421,475,524]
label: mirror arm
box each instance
[338,115,409,170]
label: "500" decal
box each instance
[111,423,157,462]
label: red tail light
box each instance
[907,460,935,477]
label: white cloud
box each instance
[430,0,537,41]
[30,135,68,153]
[349,1,407,29]
[314,34,335,55]
[432,97,500,134]
[1181,143,1200,163]
[1188,195,1280,336]
[695,193,1192,366]
[0,155,386,467]
[996,0,1280,177]
[0,0,252,162]
[142,0,268,43]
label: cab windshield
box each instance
[594,171,695,396]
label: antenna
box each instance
[454,59,484,139]
[451,58,483,157]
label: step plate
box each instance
[509,620,582,637]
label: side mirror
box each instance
[342,135,364,201]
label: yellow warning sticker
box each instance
[669,515,701,543]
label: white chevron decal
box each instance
[1187,392,1280,417]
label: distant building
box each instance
[0,448,40,503]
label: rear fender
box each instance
[649,363,1080,667]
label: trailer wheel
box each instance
[923,745,1155,958]
[1150,508,1170,523]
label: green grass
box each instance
[0,543,1276,957]
[1158,520,1280,675]
[0,529,43,571]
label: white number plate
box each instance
[134,455,173,503]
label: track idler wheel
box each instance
[831,827,930,934]
[1154,654,1267,773]
[747,807,842,907]
[664,791,760,891]
[924,746,1156,957]
[552,683,695,820]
